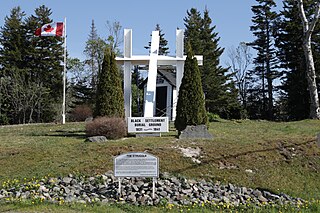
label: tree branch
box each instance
[296,0,320,38]
[296,0,309,33]
[309,2,320,33]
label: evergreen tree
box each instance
[184,9,202,53]
[0,7,26,73]
[145,24,169,55]
[94,47,124,118]
[184,8,240,118]
[174,43,207,132]
[275,0,320,120]
[0,5,62,124]
[24,5,64,122]
[248,0,278,120]
[275,0,309,120]
[0,7,26,123]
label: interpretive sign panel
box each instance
[127,117,169,133]
[114,152,159,177]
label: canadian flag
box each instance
[35,22,64,37]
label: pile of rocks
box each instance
[0,172,303,207]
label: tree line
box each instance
[0,0,319,125]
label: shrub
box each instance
[207,112,220,122]
[94,47,124,118]
[70,105,93,122]
[174,43,207,132]
[85,116,127,140]
[0,114,9,125]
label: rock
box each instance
[0,172,305,207]
[252,190,262,197]
[222,196,230,203]
[132,185,139,192]
[85,117,93,122]
[241,187,248,194]
[258,195,268,203]
[135,181,144,188]
[86,136,107,143]
[228,183,235,192]
[127,193,137,202]
[39,185,49,193]
[263,191,280,200]
[159,191,167,197]
[179,125,213,140]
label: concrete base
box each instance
[136,133,161,137]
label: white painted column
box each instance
[123,29,132,119]
[172,29,184,121]
[144,31,160,117]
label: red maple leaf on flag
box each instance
[44,25,54,32]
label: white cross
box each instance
[116,29,203,120]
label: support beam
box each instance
[144,31,160,117]
[123,29,132,119]
[172,29,184,121]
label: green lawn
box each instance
[0,119,319,212]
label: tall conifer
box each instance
[94,47,124,118]
[184,8,240,118]
[145,24,169,55]
[175,43,207,132]
[248,0,278,120]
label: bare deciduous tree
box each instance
[296,0,320,119]
[226,42,252,109]
[106,20,123,54]
[1,71,48,124]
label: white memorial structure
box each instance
[116,29,202,133]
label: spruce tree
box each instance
[174,43,207,132]
[145,24,169,55]
[2,7,27,123]
[24,5,64,122]
[184,9,202,53]
[275,0,310,120]
[94,47,124,118]
[276,0,320,120]
[0,7,27,123]
[0,7,26,73]
[184,8,240,118]
[248,0,278,120]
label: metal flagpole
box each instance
[62,17,67,124]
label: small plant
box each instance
[207,112,220,122]
[85,116,127,140]
[70,105,93,122]
[0,114,9,125]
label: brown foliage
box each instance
[70,105,93,122]
[85,116,127,140]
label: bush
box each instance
[0,114,9,125]
[207,112,220,122]
[70,105,93,122]
[85,116,127,140]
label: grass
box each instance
[0,119,319,212]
